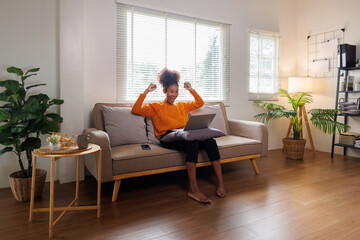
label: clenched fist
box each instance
[184,82,193,92]
[143,83,157,95]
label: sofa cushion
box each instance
[190,104,228,134]
[160,128,225,142]
[111,135,261,175]
[215,135,261,159]
[102,106,148,147]
[112,144,183,175]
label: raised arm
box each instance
[131,83,157,116]
[183,82,204,112]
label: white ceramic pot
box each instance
[49,142,61,151]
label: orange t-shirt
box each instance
[131,90,204,139]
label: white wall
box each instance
[83,0,117,128]
[59,0,86,183]
[296,0,360,155]
[0,0,59,188]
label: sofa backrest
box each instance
[93,102,230,134]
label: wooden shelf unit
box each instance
[331,67,360,157]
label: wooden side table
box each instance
[29,144,102,238]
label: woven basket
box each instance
[282,138,306,160]
[9,169,47,202]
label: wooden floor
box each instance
[2,149,360,239]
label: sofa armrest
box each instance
[83,128,113,182]
[228,119,268,157]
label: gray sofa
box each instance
[83,102,268,202]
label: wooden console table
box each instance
[29,144,102,238]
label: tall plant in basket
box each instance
[0,66,64,201]
[253,88,349,159]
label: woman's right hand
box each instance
[143,83,157,95]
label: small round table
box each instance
[29,144,102,238]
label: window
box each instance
[248,30,279,100]
[116,3,230,104]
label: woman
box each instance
[131,68,226,203]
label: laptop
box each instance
[172,113,216,132]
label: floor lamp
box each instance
[286,77,315,152]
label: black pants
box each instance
[160,138,220,163]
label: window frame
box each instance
[248,29,280,101]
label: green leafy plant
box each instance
[0,66,64,178]
[253,88,349,140]
[47,134,61,144]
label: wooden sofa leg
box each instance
[250,159,260,175]
[112,180,122,202]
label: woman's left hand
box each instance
[184,82,193,92]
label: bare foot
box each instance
[188,191,212,204]
[216,185,226,198]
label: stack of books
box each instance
[339,101,360,114]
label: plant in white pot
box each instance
[253,88,349,159]
[47,134,61,151]
[0,66,64,201]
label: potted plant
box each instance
[47,134,61,150]
[253,88,349,159]
[0,66,64,201]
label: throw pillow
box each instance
[102,106,147,147]
[146,117,160,144]
[160,128,225,143]
[190,104,228,134]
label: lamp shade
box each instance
[288,77,313,93]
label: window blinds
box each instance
[116,3,230,104]
[248,31,279,100]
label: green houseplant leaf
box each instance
[11,122,29,134]
[20,137,41,151]
[0,110,9,121]
[49,99,64,105]
[0,128,14,146]
[0,147,13,155]
[26,83,46,90]
[0,80,21,93]
[309,109,349,134]
[46,113,63,123]
[7,66,23,76]
[40,121,61,134]
[24,68,40,75]
[22,74,38,82]
[22,98,41,113]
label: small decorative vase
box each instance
[49,142,61,151]
[77,134,90,149]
